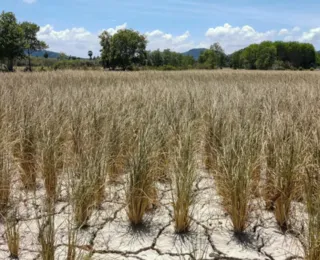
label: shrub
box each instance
[160,65,176,71]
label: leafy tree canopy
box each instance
[100,29,147,70]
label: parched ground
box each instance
[0,169,304,260]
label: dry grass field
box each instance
[0,70,319,260]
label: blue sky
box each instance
[3,0,320,57]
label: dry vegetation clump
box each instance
[303,126,320,260]
[214,118,261,234]
[38,202,55,260]
[5,213,20,259]
[0,70,320,258]
[171,123,197,233]
[69,104,108,228]
[38,103,66,203]
[126,125,158,226]
[13,107,38,191]
[272,122,305,231]
[0,143,10,216]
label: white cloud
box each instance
[105,23,127,36]
[205,23,276,53]
[292,26,301,32]
[23,0,37,3]
[300,28,320,44]
[38,25,100,57]
[279,29,289,36]
[145,30,193,52]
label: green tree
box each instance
[149,49,163,67]
[88,50,93,60]
[211,43,226,68]
[199,49,216,69]
[316,52,320,67]
[230,49,244,69]
[21,22,48,71]
[99,31,112,69]
[99,29,147,70]
[58,52,68,60]
[255,41,276,70]
[240,44,259,69]
[43,51,49,59]
[0,11,24,71]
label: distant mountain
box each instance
[182,48,207,60]
[27,50,60,58]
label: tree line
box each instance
[99,29,228,70]
[1,10,320,72]
[230,41,317,70]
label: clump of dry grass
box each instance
[69,104,107,228]
[107,117,125,183]
[304,164,320,260]
[154,127,171,183]
[38,204,55,260]
[171,124,197,233]
[203,109,224,172]
[271,124,305,232]
[213,108,261,234]
[13,109,37,191]
[303,128,320,260]
[5,211,20,259]
[126,126,157,226]
[38,101,66,203]
[0,149,10,216]
[263,140,277,211]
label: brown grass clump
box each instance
[5,212,20,259]
[13,108,37,191]
[172,125,197,233]
[107,117,125,183]
[126,127,157,226]
[38,205,55,260]
[38,101,66,203]
[0,149,10,216]
[272,124,305,231]
[212,98,261,234]
[263,140,277,211]
[303,128,320,260]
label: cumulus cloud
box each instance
[205,23,276,53]
[300,28,320,44]
[292,26,301,32]
[38,25,100,57]
[105,23,127,35]
[23,0,37,3]
[145,30,193,52]
[279,29,289,36]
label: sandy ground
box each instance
[0,169,305,260]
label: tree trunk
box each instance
[28,54,32,71]
[28,50,32,71]
[7,59,14,72]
